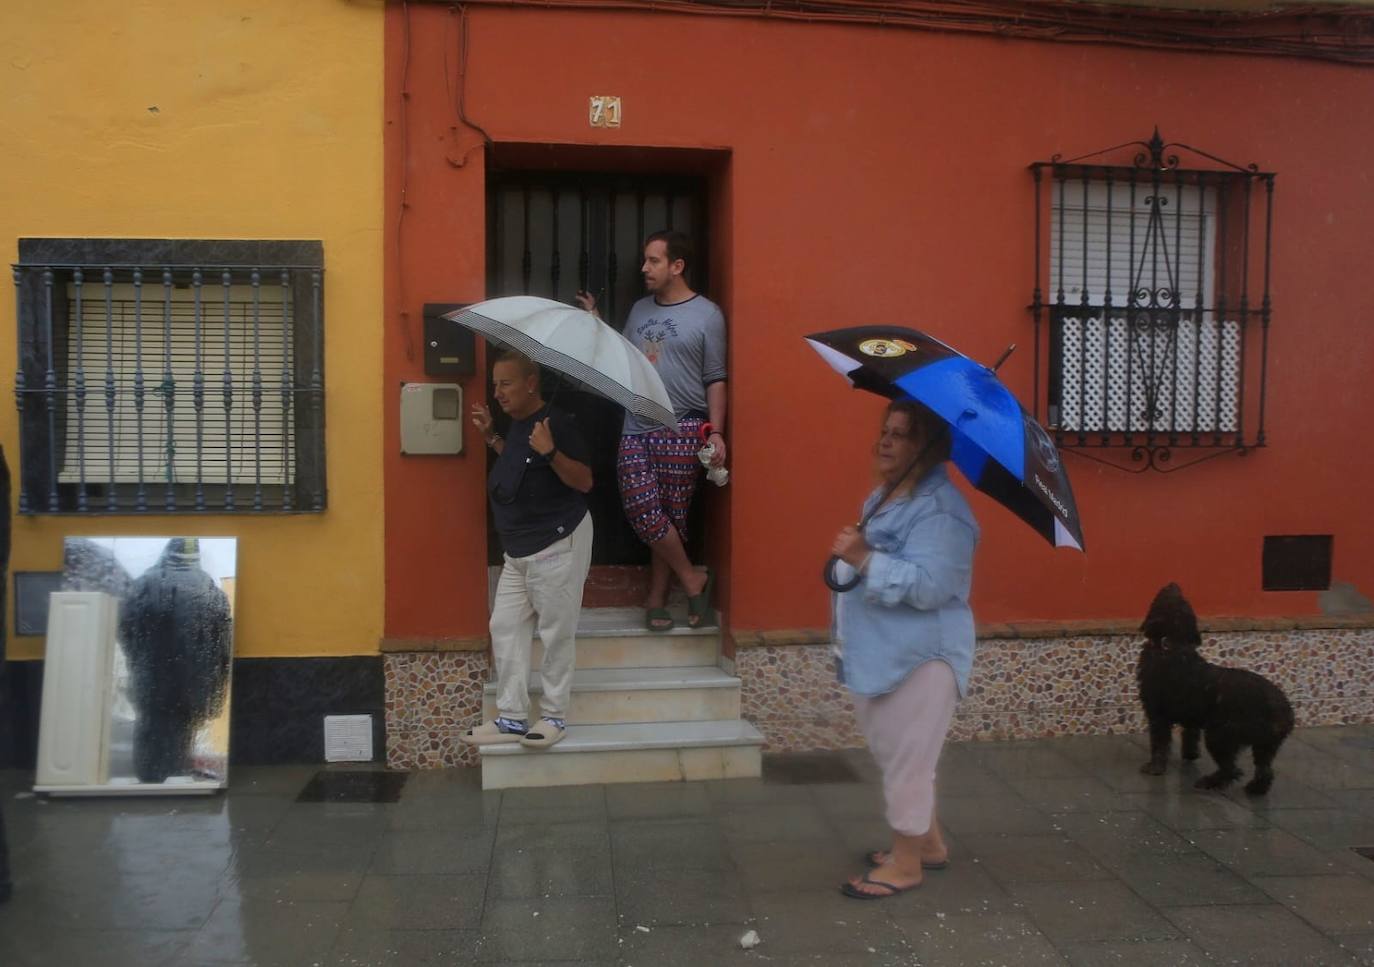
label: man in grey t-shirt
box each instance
[577,231,727,631]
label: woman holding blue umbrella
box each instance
[808,326,1083,900]
[829,399,979,899]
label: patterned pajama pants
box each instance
[617,418,705,545]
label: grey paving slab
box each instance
[222,869,363,903]
[1328,789,1374,817]
[729,839,858,894]
[349,873,487,931]
[499,784,607,825]
[1118,787,1271,830]
[1335,932,1374,966]
[615,865,752,926]
[496,818,611,853]
[262,804,392,852]
[808,782,888,819]
[701,777,818,808]
[1058,939,1213,966]
[1104,851,1271,907]
[937,794,1058,836]
[749,888,912,958]
[489,844,614,898]
[1184,824,1343,877]
[0,867,224,931]
[1005,775,1129,814]
[892,911,1067,966]
[1254,874,1374,934]
[1223,777,1341,809]
[1053,809,1197,859]
[327,927,481,966]
[610,819,735,871]
[613,923,768,967]
[6,729,1374,967]
[717,801,835,843]
[1267,807,1374,851]
[959,834,1115,884]
[368,827,496,875]
[387,783,502,830]
[604,780,713,821]
[967,742,1089,780]
[478,896,619,962]
[1007,879,1181,943]
[176,897,348,967]
[824,815,904,854]
[1165,903,1359,966]
[228,841,376,878]
[0,927,193,967]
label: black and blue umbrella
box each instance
[806,326,1085,567]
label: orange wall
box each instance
[384,6,1374,638]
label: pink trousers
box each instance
[852,659,958,837]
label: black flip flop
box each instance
[686,568,717,629]
[839,872,922,900]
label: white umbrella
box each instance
[445,296,678,431]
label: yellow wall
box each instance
[0,1,383,659]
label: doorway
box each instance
[484,171,711,569]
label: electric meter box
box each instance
[400,382,464,455]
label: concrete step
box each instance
[531,606,720,670]
[478,719,765,790]
[482,666,740,726]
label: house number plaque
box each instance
[589,96,621,128]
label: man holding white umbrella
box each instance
[462,350,594,750]
[444,298,679,751]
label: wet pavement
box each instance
[2,727,1374,966]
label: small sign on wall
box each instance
[589,95,622,128]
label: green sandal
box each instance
[686,569,718,629]
[645,607,675,632]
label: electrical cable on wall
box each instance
[445,4,494,169]
[403,0,1374,65]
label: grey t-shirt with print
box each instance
[622,293,727,434]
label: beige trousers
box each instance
[489,512,593,722]
[852,659,959,837]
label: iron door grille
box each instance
[484,171,710,566]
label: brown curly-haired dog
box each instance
[1137,583,1294,795]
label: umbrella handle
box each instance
[823,555,863,593]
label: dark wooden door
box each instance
[485,171,709,566]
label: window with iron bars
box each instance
[12,239,325,513]
[1029,132,1273,472]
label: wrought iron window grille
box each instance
[1029,130,1274,473]
[12,239,326,514]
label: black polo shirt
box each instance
[487,405,590,558]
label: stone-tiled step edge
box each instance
[482,666,739,696]
[733,613,1374,647]
[382,611,722,653]
[478,719,765,757]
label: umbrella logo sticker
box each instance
[1025,415,1061,473]
[859,338,910,358]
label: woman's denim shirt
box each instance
[833,465,980,698]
